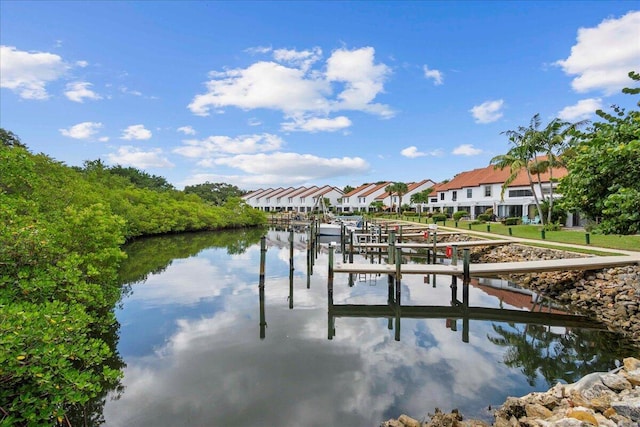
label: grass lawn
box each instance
[376,215,640,252]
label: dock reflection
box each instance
[327,279,606,343]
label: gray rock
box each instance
[601,372,632,391]
[611,396,640,422]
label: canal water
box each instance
[102,228,636,426]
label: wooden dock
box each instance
[333,255,639,277]
[354,239,521,250]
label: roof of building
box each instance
[435,158,567,192]
[360,181,392,198]
[343,183,377,198]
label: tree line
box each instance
[0,133,266,425]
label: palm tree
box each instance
[385,182,409,216]
[492,115,545,224]
[536,118,588,224]
[410,188,433,217]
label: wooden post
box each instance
[259,236,267,339]
[349,231,354,264]
[395,247,402,304]
[259,284,266,340]
[306,227,311,288]
[341,224,347,263]
[432,231,437,264]
[289,229,294,274]
[289,266,294,309]
[462,248,470,307]
[327,243,334,306]
[451,245,458,266]
[259,236,267,284]
[388,231,396,265]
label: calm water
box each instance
[102,228,636,427]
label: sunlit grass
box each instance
[372,215,640,252]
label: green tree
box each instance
[532,118,587,224]
[558,71,640,234]
[0,128,26,148]
[369,200,384,212]
[385,182,409,216]
[108,165,175,191]
[343,185,355,194]
[491,133,545,224]
[410,188,433,217]
[184,181,245,205]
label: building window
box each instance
[467,189,472,198]
[452,191,457,201]
[484,186,492,197]
[508,189,533,197]
[359,197,366,204]
[300,198,305,203]
[440,193,445,201]
[430,197,437,203]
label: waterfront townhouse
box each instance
[301,185,344,212]
[340,182,392,213]
[375,179,436,212]
[428,161,567,221]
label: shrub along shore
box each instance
[0,140,267,425]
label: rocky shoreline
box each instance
[382,236,640,427]
[382,357,640,427]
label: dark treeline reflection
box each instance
[117,227,267,286]
[488,323,637,386]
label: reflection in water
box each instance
[102,228,637,427]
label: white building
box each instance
[427,162,567,221]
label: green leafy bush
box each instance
[504,217,520,225]
[453,210,469,221]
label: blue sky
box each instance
[1,1,638,191]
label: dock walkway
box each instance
[333,255,639,277]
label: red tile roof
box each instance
[436,158,567,192]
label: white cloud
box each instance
[247,118,262,126]
[121,124,152,140]
[452,144,483,156]
[0,45,69,99]
[325,47,393,117]
[64,81,102,103]
[469,99,504,124]
[423,65,443,85]
[107,146,173,168]
[189,61,330,116]
[59,122,103,140]
[174,133,283,159]
[273,47,322,72]
[556,11,640,95]
[214,152,369,179]
[400,146,444,158]
[180,151,370,188]
[177,125,196,135]
[245,46,272,55]
[401,146,425,158]
[557,98,602,121]
[281,115,351,132]
[75,60,88,68]
[188,46,393,124]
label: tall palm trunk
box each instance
[525,167,545,225]
[547,167,554,225]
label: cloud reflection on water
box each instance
[105,232,561,426]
